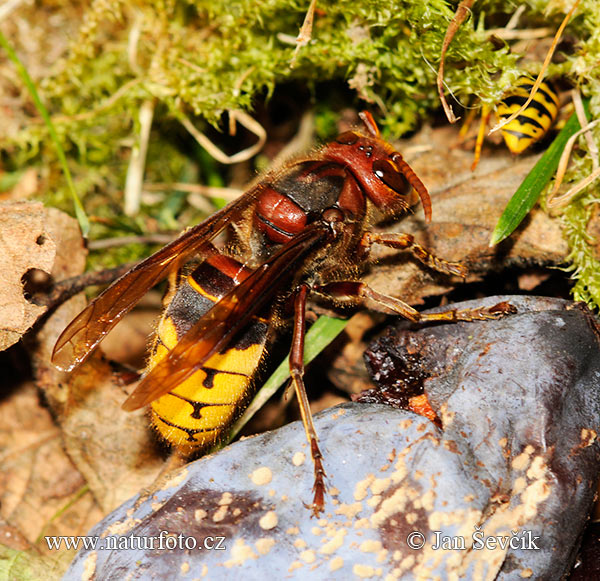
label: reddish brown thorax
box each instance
[254,112,431,249]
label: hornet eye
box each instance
[372,159,411,195]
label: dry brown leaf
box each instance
[0,201,57,351]
[56,356,165,514]
[31,211,164,516]
[33,207,87,408]
[0,380,104,558]
[326,312,381,396]
[0,207,98,566]
[518,270,552,291]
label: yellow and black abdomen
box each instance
[148,255,269,454]
[496,78,559,154]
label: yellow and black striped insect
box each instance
[467,77,560,169]
[496,78,560,154]
[52,111,511,516]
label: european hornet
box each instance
[53,111,512,516]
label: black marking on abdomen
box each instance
[189,261,235,299]
[168,392,235,419]
[501,96,554,121]
[512,114,544,131]
[225,319,269,352]
[514,82,559,106]
[164,282,217,338]
[202,366,248,388]
[155,414,221,442]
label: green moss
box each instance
[3,0,600,305]
[559,151,600,309]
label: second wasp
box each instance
[464,77,560,170]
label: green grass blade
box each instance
[490,100,590,246]
[0,30,90,236]
[226,315,349,443]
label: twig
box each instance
[437,0,476,124]
[143,182,243,202]
[290,0,318,69]
[124,99,155,216]
[505,4,526,30]
[547,165,600,210]
[572,89,599,171]
[128,9,143,75]
[180,109,266,164]
[87,234,175,250]
[36,263,137,309]
[546,119,600,209]
[485,27,553,41]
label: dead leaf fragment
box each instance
[58,355,165,514]
[0,381,104,558]
[0,201,57,351]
